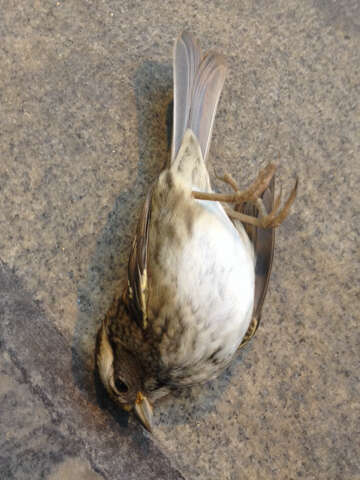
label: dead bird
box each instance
[97,31,297,431]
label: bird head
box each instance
[97,320,153,432]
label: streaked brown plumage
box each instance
[97,32,297,431]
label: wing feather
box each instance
[238,177,275,348]
[127,188,153,329]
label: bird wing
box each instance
[238,177,275,348]
[172,31,227,163]
[126,187,153,330]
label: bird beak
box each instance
[134,392,153,432]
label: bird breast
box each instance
[147,172,255,385]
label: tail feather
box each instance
[171,32,201,162]
[172,32,227,164]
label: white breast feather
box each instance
[174,199,255,366]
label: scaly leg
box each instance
[193,163,276,205]
[192,163,297,229]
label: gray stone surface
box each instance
[0,1,359,479]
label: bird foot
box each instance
[192,163,297,229]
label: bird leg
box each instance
[227,177,298,229]
[192,163,297,229]
[193,163,276,205]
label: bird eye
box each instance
[114,378,129,394]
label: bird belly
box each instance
[150,197,255,386]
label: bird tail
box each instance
[171,31,227,164]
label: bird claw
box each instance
[254,178,298,228]
[198,163,276,206]
[214,169,239,192]
[209,163,297,229]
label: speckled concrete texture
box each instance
[0,1,359,479]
